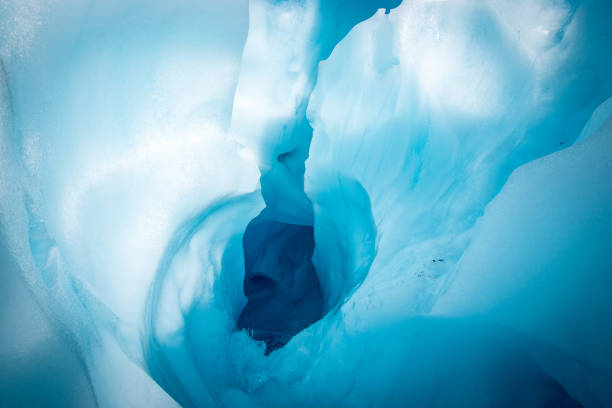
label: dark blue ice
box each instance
[238,221,323,354]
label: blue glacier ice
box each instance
[238,220,323,354]
[0,0,611,407]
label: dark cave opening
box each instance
[237,220,324,354]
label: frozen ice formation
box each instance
[0,0,611,407]
[238,221,322,354]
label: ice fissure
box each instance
[1,0,611,407]
[238,221,323,354]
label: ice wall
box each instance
[1,0,258,406]
[434,110,612,407]
[306,0,612,318]
[0,0,611,407]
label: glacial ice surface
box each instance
[238,220,323,354]
[0,0,611,407]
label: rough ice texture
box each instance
[0,0,611,407]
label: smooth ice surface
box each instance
[1,0,612,407]
[434,115,612,406]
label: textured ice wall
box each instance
[1,1,258,406]
[306,0,612,318]
[0,0,611,407]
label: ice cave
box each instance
[0,0,611,407]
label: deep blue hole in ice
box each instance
[238,220,324,354]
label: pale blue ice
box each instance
[0,0,611,407]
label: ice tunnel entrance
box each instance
[237,220,324,354]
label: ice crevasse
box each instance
[0,0,611,407]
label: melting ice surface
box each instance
[1,0,612,407]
